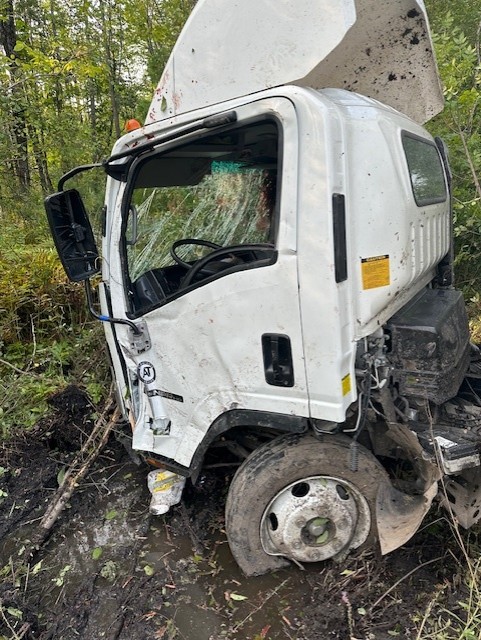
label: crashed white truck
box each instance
[44,0,481,576]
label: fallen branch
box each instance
[0,602,31,640]
[27,394,120,556]
[0,357,34,376]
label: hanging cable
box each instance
[349,366,372,471]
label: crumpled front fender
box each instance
[375,480,438,555]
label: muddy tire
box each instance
[225,432,389,576]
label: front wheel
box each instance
[225,433,390,576]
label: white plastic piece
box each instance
[147,0,443,125]
[147,469,186,515]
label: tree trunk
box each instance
[99,0,121,140]
[28,123,53,194]
[0,0,31,191]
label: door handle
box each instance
[262,334,294,387]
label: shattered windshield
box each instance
[124,120,279,311]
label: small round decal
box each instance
[138,361,156,384]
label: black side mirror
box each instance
[45,189,100,282]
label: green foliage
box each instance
[99,560,117,582]
[124,0,196,84]
[0,213,109,437]
[0,0,194,441]
[414,554,481,639]
[0,0,193,207]
[0,214,85,343]
[0,326,109,437]
[425,0,481,45]
[425,6,481,294]
[52,564,71,587]
[92,547,103,560]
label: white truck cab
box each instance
[45,0,481,576]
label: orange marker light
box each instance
[125,118,141,132]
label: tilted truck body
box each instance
[45,0,481,575]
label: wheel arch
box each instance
[189,409,309,482]
[139,409,309,481]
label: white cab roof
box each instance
[146,0,444,126]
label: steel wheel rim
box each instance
[259,475,371,563]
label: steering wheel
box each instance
[170,238,222,269]
[182,243,275,287]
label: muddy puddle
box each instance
[0,387,472,639]
[18,460,318,639]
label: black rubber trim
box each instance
[104,284,130,393]
[434,136,454,287]
[332,193,347,283]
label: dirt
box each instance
[0,386,474,640]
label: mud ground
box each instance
[0,386,475,640]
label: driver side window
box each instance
[124,119,279,314]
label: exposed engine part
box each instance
[414,427,481,475]
[356,328,391,390]
[434,436,480,475]
[386,288,470,404]
[347,329,391,438]
[410,393,481,476]
[442,467,481,528]
[439,396,481,431]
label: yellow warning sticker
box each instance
[342,374,351,396]
[361,255,390,290]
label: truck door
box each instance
[111,97,308,469]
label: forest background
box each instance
[0,0,480,431]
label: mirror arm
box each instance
[58,163,103,191]
[84,280,141,335]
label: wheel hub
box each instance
[304,516,332,544]
[260,476,371,563]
